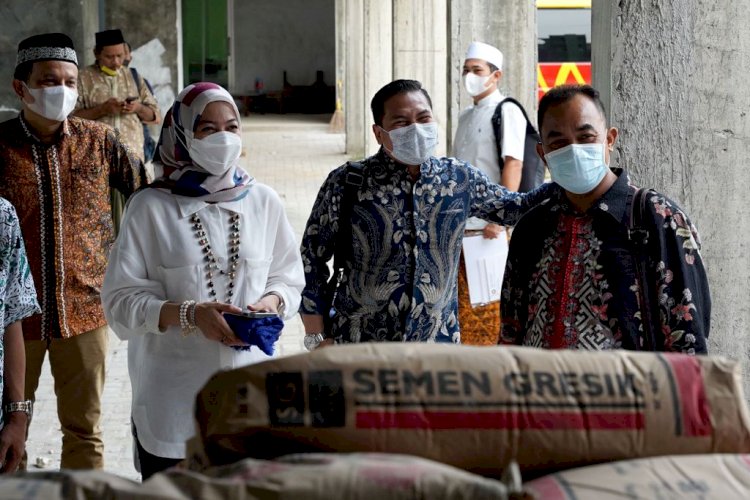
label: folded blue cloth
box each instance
[223,314,284,356]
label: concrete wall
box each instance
[363,0,393,156]
[0,0,99,122]
[342,0,393,158]
[340,0,537,158]
[105,0,179,118]
[593,1,750,390]
[448,0,537,150]
[343,0,366,157]
[233,0,335,94]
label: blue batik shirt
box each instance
[300,149,554,343]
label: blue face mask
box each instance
[544,143,609,194]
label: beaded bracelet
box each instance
[188,302,197,331]
[179,300,197,337]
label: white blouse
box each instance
[101,184,305,459]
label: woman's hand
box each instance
[247,294,280,313]
[194,302,247,347]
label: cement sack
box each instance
[193,344,750,476]
[523,453,750,499]
[0,453,509,500]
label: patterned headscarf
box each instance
[151,82,253,202]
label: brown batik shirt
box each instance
[0,114,143,340]
[76,64,161,162]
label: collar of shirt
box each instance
[474,90,504,109]
[175,193,246,219]
[374,147,440,178]
[17,113,71,144]
[552,168,632,223]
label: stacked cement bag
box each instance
[192,344,750,476]
[1,453,510,499]
[523,454,750,499]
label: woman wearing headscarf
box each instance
[102,82,304,479]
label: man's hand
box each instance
[316,338,335,349]
[0,413,27,473]
[121,99,141,114]
[101,98,122,116]
[482,223,505,240]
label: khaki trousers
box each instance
[24,326,108,469]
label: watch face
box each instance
[304,334,322,351]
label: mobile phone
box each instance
[125,96,138,103]
[223,311,278,319]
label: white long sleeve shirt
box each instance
[101,184,305,459]
[453,91,526,230]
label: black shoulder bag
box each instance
[491,97,545,193]
[628,187,658,351]
[323,162,364,336]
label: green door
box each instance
[182,0,228,87]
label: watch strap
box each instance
[5,400,32,416]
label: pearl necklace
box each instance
[191,212,241,303]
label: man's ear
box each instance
[536,142,547,166]
[606,126,619,151]
[372,124,383,145]
[492,70,503,86]
[12,79,26,100]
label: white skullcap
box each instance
[465,41,504,71]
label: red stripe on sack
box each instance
[356,411,645,430]
[663,354,712,436]
[524,476,571,500]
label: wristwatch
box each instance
[5,400,33,417]
[304,332,326,351]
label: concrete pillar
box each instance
[333,0,346,131]
[393,0,448,156]
[593,1,750,390]
[344,0,366,157]
[363,0,393,156]
[343,0,392,158]
[448,0,537,151]
[0,0,99,121]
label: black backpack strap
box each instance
[628,187,657,351]
[332,161,364,271]
[491,102,505,170]
[491,97,538,171]
[324,162,364,335]
[130,67,142,94]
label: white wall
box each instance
[232,0,336,94]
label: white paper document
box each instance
[462,233,509,306]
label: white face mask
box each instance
[464,73,492,97]
[189,132,242,175]
[23,84,78,122]
[382,122,439,166]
